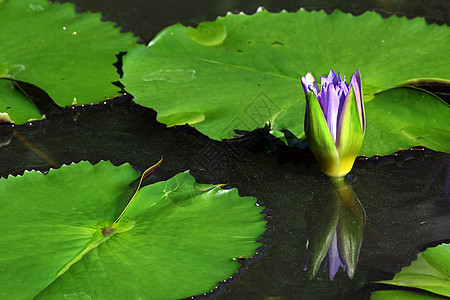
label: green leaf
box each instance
[0,161,139,299]
[375,243,450,298]
[0,161,266,299]
[361,88,450,156]
[371,290,447,300]
[0,0,136,109]
[0,79,43,123]
[122,9,450,155]
[400,125,450,153]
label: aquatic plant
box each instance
[301,70,364,178]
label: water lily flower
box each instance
[301,70,365,178]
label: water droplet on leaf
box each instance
[187,21,227,46]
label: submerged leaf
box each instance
[0,161,266,299]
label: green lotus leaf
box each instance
[0,0,136,114]
[374,243,450,298]
[361,88,450,155]
[371,290,447,300]
[0,79,43,124]
[122,9,450,155]
[0,161,266,299]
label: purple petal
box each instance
[301,72,319,97]
[301,76,310,94]
[328,231,345,280]
[350,70,365,134]
[337,72,348,88]
[336,83,348,127]
[320,80,329,119]
[302,72,319,133]
[326,84,340,143]
[325,70,338,86]
[337,76,349,101]
[302,70,362,146]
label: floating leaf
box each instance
[374,243,450,298]
[0,79,43,123]
[0,0,136,110]
[122,9,450,155]
[0,161,265,299]
[400,125,450,154]
[371,290,447,300]
[361,88,450,155]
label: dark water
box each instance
[1,0,449,299]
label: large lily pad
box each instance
[0,161,266,299]
[122,9,450,155]
[373,243,450,298]
[0,0,136,110]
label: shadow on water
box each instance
[1,0,449,299]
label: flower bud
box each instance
[301,70,365,177]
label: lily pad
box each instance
[374,243,450,298]
[0,161,266,299]
[122,9,450,155]
[371,290,447,300]
[0,79,43,124]
[361,88,450,155]
[0,0,136,109]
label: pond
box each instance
[0,0,449,299]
